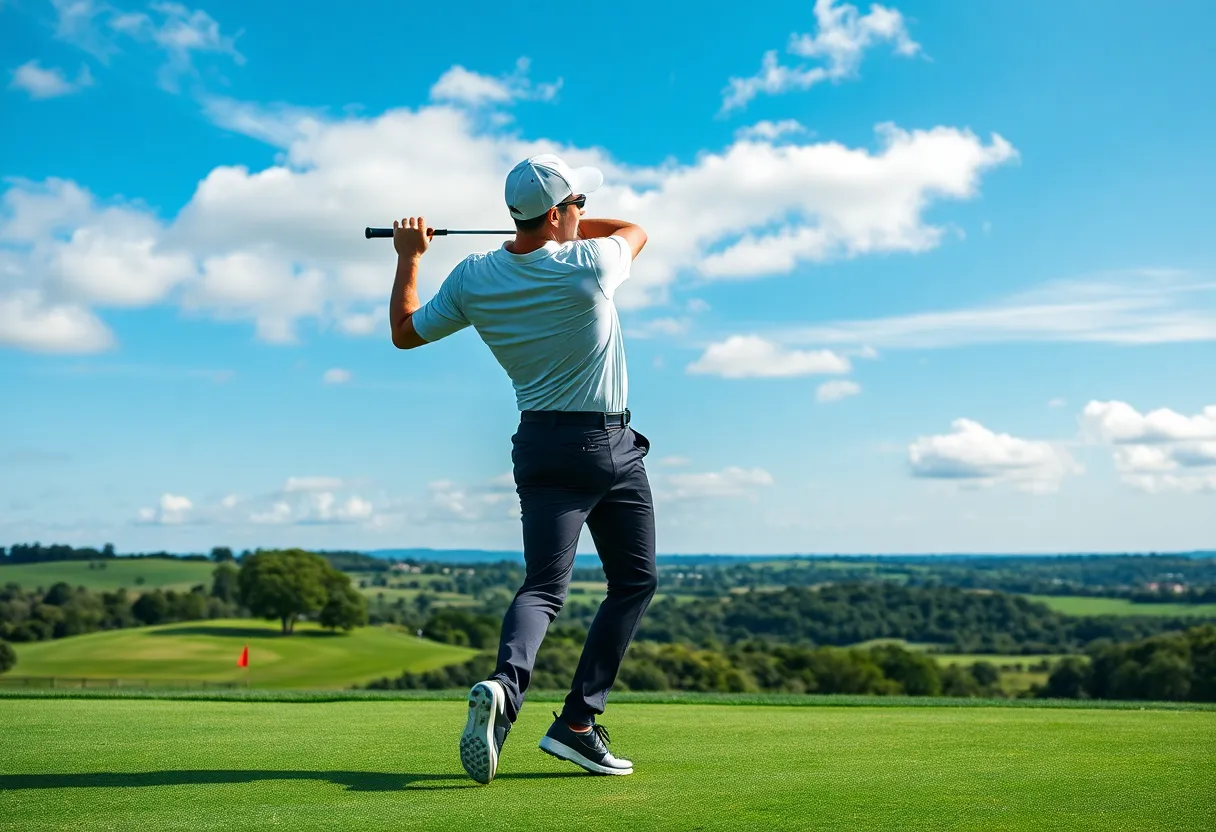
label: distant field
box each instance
[7,619,476,689]
[1,698,1211,831]
[0,559,216,593]
[358,586,477,606]
[1025,595,1216,618]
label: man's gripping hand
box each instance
[393,216,433,260]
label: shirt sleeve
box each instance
[591,234,633,300]
[410,261,471,343]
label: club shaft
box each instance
[364,227,513,239]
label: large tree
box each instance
[238,549,353,634]
[319,584,368,632]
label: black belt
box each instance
[520,409,631,427]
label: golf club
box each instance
[365,226,514,239]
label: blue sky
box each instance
[2,0,1214,555]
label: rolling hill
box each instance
[7,619,477,689]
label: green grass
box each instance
[1,699,1212,831]
[1025,594,1216,617]
[0,558,216,593]
[7,619,476,689]
[359,586,477,606]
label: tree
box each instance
[0,640,15,674]
[210,563,240,603]
[319,584,368,632]
[1042,657,1090,699]
[210,546,235,563]
[132,591,169,626]
[238,549,341,634]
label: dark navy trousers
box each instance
[490,413,658,726]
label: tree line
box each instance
[367,634,1006,698]
[0,549,368,659]
[566,583,1209,654]
[1040,624,1216,702]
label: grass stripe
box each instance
[1,687,1213,710]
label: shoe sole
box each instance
[460,681,505,784]
[538,736,634,776]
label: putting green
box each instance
[8,619,476,689]
[0,698,1211,831]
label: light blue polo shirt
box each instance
[410,235,634,413]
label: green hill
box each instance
[0,697,1211,831]
[0,559,216,593]
[8,620,476,689]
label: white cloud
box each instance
[0,291,114,353]
[337,307,384,336]
[250,500,292,525]
[665,467,774,500]
[734,119,809,142]
[722,0,921,112]
[430,58,561,108]
[817,379,861,402]
[782,270,1216,350]
[9,61,94,99]
[908,418,1081,494]
[48,1,242,90]
[0,177,191,353]
[283,476,343,492]
[627,317,690,339]
[1080,400,1216,493]
[688,335,851,378]
[322,368,351,384]
[1080,400,1216,444]
[199,96,323,148]
[660,456,691,467]
[1048,398,1067,409]
[1,66,1014,352]
[137,492,193,524]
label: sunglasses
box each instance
[556,195,586,210]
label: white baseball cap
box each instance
[505,153,603,221]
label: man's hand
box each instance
[393,216,433,260]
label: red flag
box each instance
[237,645,249,668]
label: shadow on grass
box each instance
[147,626,346,639]
[0,770,587,792]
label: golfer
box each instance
[388,154,656,784]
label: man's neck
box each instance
[506,232,556,255]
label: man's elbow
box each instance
[390,316,426,350]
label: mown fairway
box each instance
[9,620,476,688]
[1025,594,1216,617]
[1,696,1212,832]
[0,559,216,592]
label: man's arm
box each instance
[388,216,431,350]
[578,218,647,259]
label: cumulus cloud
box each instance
[816,379,861,402]
[1080,400,1216,493]
[9,61,94,99]
[0,65,1014,353]
[283,476,344,493]
[688,335,851,378]
[722,0,921,112]
[664,467,775,501]
[322,368,351,384]
[908,418,1081,494]
[137,492,193,524]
